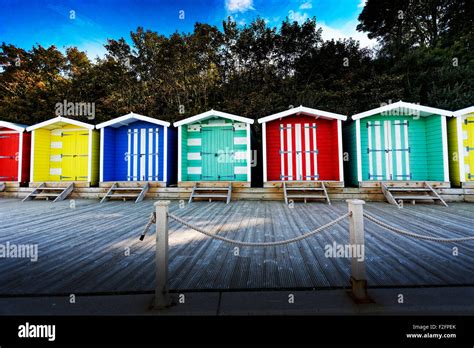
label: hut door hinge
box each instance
[464,119,474,125]
[466,147,474,152]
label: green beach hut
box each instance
[344,101,453,187]
[174,110,254,185]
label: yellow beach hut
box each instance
[26,117,99,192]
[449,106,474,187]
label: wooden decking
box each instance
[0,199,473,295]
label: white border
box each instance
[258,105,347,123]
[457,116,465,183]
[337,120,344,181]
[30,131,35,181]
[453,106,474,117]
[177,126,182,182]
[441,116,449,182]
[246,123,251,182]
[26,116,94,131]
[96,112,170,129]
[173,109,254,127]
[163,126,168,183]
[17,132,23,183]
[262,122,267,182]
[356,119,362,183]
[100,128,104,182]
[0,121,26,132]
[352,101,453,120]
[88,129,93,182]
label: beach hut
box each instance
[344,101,452,206]
[0,121,30,187]
[449,106,474,188]
[174,110,254,203]
[24,117,99,201]
[257,106,347,203]
[95,113,176,202]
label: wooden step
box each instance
[30,193,62,197]
[22,182,74,203]
[109,194,140,198]
[100,182,149,203]
[287,194,327,199]
[283,181,331,205]
[387,187,431,192]
[189,183,232,204]
[191,194,228,198]
[392,195,438,200]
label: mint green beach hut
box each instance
[344,101,453,188]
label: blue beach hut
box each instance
[96,112,176,185]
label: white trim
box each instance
[95,112,170,129]
[187,167,201,175]
[246,123,251,182]
[0,131,22,134]
[100,128,104,182]
[352,101,453,120]
[234,166,247,175]
[178,126,182,181]
[17,132,23,183]
[88,129,92,182]
[140,128,146,181]
[441,116,449,182]
[262,122,267,182]
[163,126,168,183]
[188,138,201,146]
[0,121,26,132]
[356,120,362,182]
[453,106,474,117]
[173,109,254,127]
[286,124,293,180]
[457,117,465,183]
[258,105,347,123]
[337,120,344,181]
[26,116,94,131]
[234,137,246,145]
[30,131,35,181]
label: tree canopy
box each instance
[0,0,472,127]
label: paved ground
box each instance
[1,287,473,315]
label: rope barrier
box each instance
[166,212,351,247]
[139,212,156,241]
[363,212,474,243]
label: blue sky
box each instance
[0,0,373,59]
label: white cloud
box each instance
[358,0,367,8]
[289,10,308,24]
[300,1,312,9]
[318,20,376,48]
[226,0,254,13]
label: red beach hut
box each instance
[0,121,30,185]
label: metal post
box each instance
[346,199,372,303]
[154,200,171,309]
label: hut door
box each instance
[465,117,474,181]
[280,123,318,181]
[367,120,410,180]
[0,133,19,181]
[127,128,159,181]
[201,126,234,181]
[61,131,89,181]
